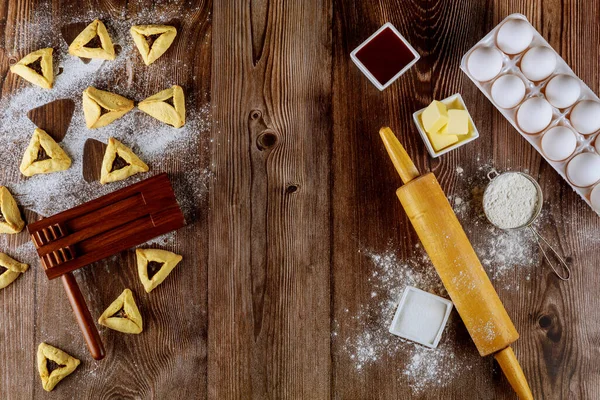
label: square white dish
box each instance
[389,286,453,349]
[412,93,479,158]
[350,22,420,91]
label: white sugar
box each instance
[340,246,481,394]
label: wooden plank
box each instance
[332,0,600,399]
[1,0,600,398]
[1,0,211,398]
[208,1,331,398]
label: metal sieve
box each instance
[482,169,571,281]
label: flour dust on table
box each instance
[446,164,540,287]
[0,6,212,222]
[338,245,486,394]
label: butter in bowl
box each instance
[413,94,479,157]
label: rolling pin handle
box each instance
[494,346,533,400]
[61,273,106,360]
[379,127,421,184]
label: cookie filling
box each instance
[84,34,102,49]
[110,153,130,172]
[27,57,44,75]
[164,96,175,107]
[147,261,164,280]
[36,146,51,162]
[144,34,162,49]
[46,358,65,374]
[111,308,127,318]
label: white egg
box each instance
[496,19,534,54]
[566,152,600,187]
[545,75,581,109]
[491,75,525,108]
[467,47,503,82]
[517,97,553,134]
[591,185,600,212]
[521,47,556,81]
[540,126,577,161]
[570,100,600,135]
[596,137,600,154]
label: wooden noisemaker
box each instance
[28,173,185,360]
[379,127,533,400]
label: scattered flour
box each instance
[1,7,212,225]
[447,166,539,286]
[340,246,483,394]
[340,165,542,393]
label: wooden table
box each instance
[1,1,599,399]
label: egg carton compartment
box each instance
[461,13,600,215]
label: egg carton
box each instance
[460,13,600,215]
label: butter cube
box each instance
[441,109,470,135]
[427,130,459,152]
[421,100,448,134]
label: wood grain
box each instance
[1,0,600,399]
[208,1,331,398]
[332,1,600,400]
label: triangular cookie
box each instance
[138,85,185,128]
[98,288,143,334]
[82,86,134,129]
[100,138,149,184]
[130,25,177,66]
[9,48,54,89]
[136,248,183,293]
[20,128,71,177]
[0,187,25,234]
[68,19,115,60]
[0,253,29,289]
[37,342,80,392]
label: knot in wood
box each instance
[285,184,299,194]
[249,109,262,121]
[256,130,277,150]
[538,314,552,329]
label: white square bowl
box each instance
[412,93,480,158]
[350,22,420,91]
[389,286,453,349]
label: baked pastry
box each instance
[20,128,71,176]
[98,288,143,334]
[136,248,183,293]
[82,86,134,129]
[0,187,25,234]
[9,48,53,89]
[68,19,115,60]
[0,252,28,289]
[37,342,80,392]
[138,85,185,128]
[100,138,149,184]
[130,25,177,65]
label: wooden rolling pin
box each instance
[380,127,533,399]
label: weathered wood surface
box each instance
[1,0,599,399]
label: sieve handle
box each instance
[487,169,500,181]
[528,227,571,281]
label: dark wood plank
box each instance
[1,0,211,398]
[1,0,600,398]
[332,1,600,399]
[208,1,332,398]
